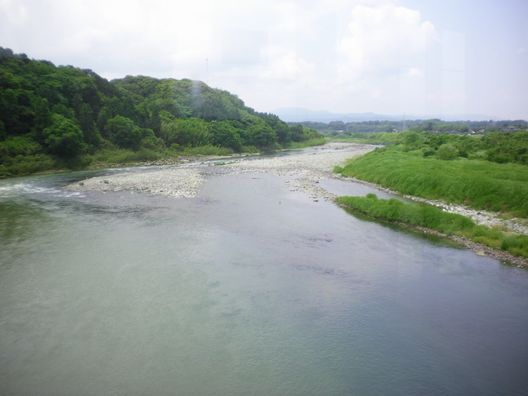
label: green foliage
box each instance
[160,117,211,147]
[88,148,163,164]
[179,145,233,156]
[336,194,528,259]
[286,136,326,149]
[300,119,528,135]
[483,132,528,164]
[334,130,528,165]
[333,132,403,145]
[140,129,165,150]
[436,143,459,160]
[104,115,143,149]
[246,122,277,149]
[0,136,42,157]
[43,114,84,157]
[0,153,56,178]
[338,147,528,217]
[0,46,321,177]
[210,121,242,152]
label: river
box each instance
[1,145,527,395]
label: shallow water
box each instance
[1,149,528,395]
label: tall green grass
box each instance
[336,194,528,259]
[338,148,528,217]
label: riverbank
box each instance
[336,194,528,269]
[67,142,377,200]
[336,147,528,235]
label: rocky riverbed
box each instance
[66,142,376,200]
[67,142,528,237]
[67,168,204,198]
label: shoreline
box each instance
[337,202,528,269]
[335,174,528,236]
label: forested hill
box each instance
[0,47,320,177]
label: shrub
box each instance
[0,136,42,157]
[436,143,459,160]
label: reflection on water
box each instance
[1,165,528,396]
[0,201,49,241]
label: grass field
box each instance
[336,194,528,259]
[337,147,528,218]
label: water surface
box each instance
[1,150,527,395]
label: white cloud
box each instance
[337,4,437,84]
[259,47,312,81]
[1,0,524,118]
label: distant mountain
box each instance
[274,107,497,123]
[273,108,400,123]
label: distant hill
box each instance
[0,47,319,177]
[274,107,497,123]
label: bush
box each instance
[436,143,459,160]
[0,136,42,157]
[180,145,233,156]
[0,153,55,178]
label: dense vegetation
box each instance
[0,47,320,177]
[338,130,528,165]
[296,119,528,135]
[336,194,528,259]
[335,131,528,217]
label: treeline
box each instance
[296,119,528,135]
[345,130,528,165]
[0,47,319,177]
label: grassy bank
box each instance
[0,138,330,179]
[336,194,528,260]
[336,147,528,218]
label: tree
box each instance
[43,114,84,157]
[210,121,242,151]
[104,115,143,149]
[160,117,211,147]
[247,123,276,148]
[289,125,305,142]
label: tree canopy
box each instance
[0,46,320,176]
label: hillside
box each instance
[0,47,320,177]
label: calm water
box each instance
[1,150,528,395]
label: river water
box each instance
[1,148,527,395]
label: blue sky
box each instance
[1,0,526,119]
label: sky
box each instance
[1,0,527,119]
